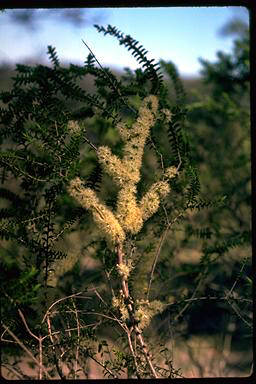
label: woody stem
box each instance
[115,241,158,378]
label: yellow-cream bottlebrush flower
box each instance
[116,259,133,280]
[164,166,178,179]
[112,295,129,321]
[117,121,131,141]
[116,183,143,234]
[140,181,170,222]
[97,146,139,186]
[123,136,146,170]
[67,95,175,245]
[135,299,164,329]
[68,177,125,244]
[67,120,81,136]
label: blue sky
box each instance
[0,7,249,77]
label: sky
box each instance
[0,6,249,77]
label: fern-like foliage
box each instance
[160,60,186,106]
[167,105,188,167]
[85,163,103,192]
[47,45,60,68]
[202,230,251,257]
[94,24,164,94]
[185,165,200,205]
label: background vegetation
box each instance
[0,19,251,379]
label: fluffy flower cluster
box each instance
[67,120,81,135]
[98,96,158,187]
[68,96,177,245]
[135,299,165,329]
[68,178,125,244]
[112,295,129,321]
[116,184,143,233]
[116,259,134,280]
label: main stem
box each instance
[115,242,158,379]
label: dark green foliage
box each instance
[160,60,186,105]
[95,24,164,95]
[85,163,103,192]
[185,165,200,205]
[202,231,251,257]
[47,45,60,68]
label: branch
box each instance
[82,39,136,116]
[42,291,86,323]
[226,256,249,298]
[1,363,25,380]
[72,298,81,379]
[84,136,98,152]
[147,211,183,300]
[1,323,51,379]
[115,241,158,378]
[172,271,204,323]
[166,295,252,307]
[46,315,66,379]
[147,223,170,300]
[88,353,118,379]
[125,325,141,378]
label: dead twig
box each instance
[1,362,29,380]
[71,298,81,379]
[42,291,88,323]
[46,315,66,379]
[1,323,51,379]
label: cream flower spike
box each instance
[68,95,177,244]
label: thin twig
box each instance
[147,224,170,300]
[149,136,165,172]
[18,308,39,341]
[125,326,141,378]
[172,272,204,323]
[1,159,47,182]
[165,295,252,307]
[82,39,136,116]
[42,291,85,323]
[1,327,18,344]
[50,322,100,336]
[72,298,81,379]
[1,323,51,379]
[89,286,128,332]
[17,308,45,379]
[102,253,115,298]
[1,363,25,380]
[46,315,65,379]
[225,297,252,329]
[84,136,98,152]
[88,353,118,379]
[226,256,248,298]
[50,223,70,242]
[92,286,108,307]
[147,211,183,300]
[38,336,43,380]
[86,311,126,332]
